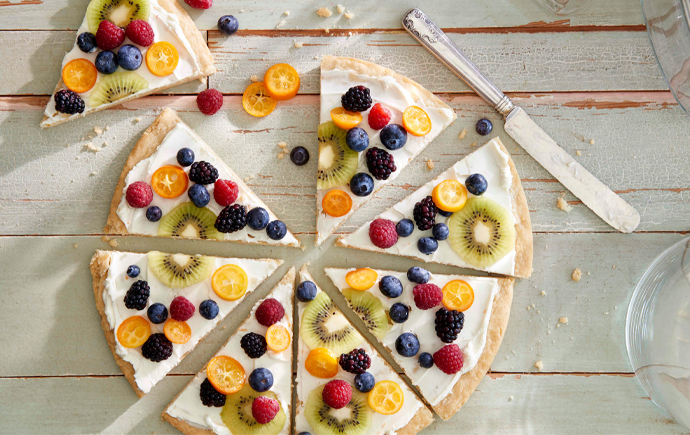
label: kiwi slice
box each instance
[89,72,149,108]
[301,292,363,355]
[317,122,359,190]
[147,251,214,288]
[157,202,223,241]
[305,384,372,435]
[342,288,389,341]
[448,197,516,268]
[86,0,151,34]
[221,384,286,435]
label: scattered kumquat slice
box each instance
[264,63,300,101]
[330,107,363,130]
[345,268,378,291]
[62,58,98,93]
[151,165,188,199]
[212,264,249,301]
[322,189,353,217]
[164,319,192,344]
[116,316,151,348]
[305,347,339,378]
[442,279,475,312]
[432,179,467,212]
[402,105,432,136]
[266,324,290,352]
[146,41,179,77]
[207,355,246,394]
[368,380,404,415]
[242,82,277,117]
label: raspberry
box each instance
[252,396,280,424]
[433,344,464,374]
[141,333,173,362]
[197,89,224,115]
[125,19,154,47]
[96,20,125,51]
[341,86,372,112]
[213,179,239,206]
[365,148,396,180]
[241,332,267,358]
[339,348,371,375]
[189,161,219,185]
[367,103,391,130]
[368,218,398,249]
[124,280,150,310]
[255,298,285,326]
[200,378,226,407]
[170,296,195,321]
[215,204,247,233]
[125,181,153,208]
[435,308,464,343]
[54,90,85,114]
[413,283,442,310]
[322,380,352,409]
[413,196,437,231]
[185,0,213,9]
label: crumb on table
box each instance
[470,142,477,147]
[277,153,285,159]
[576,150,582,156]
[559,317,568,324]
[109,239,118,248]
[73,243,78,249]
[534,360,544,371]
[336,4,345,13]
[458,128,467,140]
[317,7,333,17]
[572,268,582,282]
[283,10,290,16]
[294,41,303,48]
[250,75,259,83]
[589,139,595,144]
[427,159,434,170]
[557,192,573,212]
[101,235,110,243]
[344,12,355,19]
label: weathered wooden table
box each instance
[1,0,689,433]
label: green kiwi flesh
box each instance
[342,288,389,341]
[87,0,151,34]
[147,251,214,288]
[305,384,372,435]
[157,202,222,241]
[89,72,149,108]
[300,292,363,355]
[317,122,359,190]
[221,384,286,435]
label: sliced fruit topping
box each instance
[148,251,214,288]
[305,347,339,378]
[322,189,352,218]
[151,165,188,199]
[330,107,362,130]
[317,122,359,190]
[146,41,179,77]
[432,179,468,212]
[342,288,389,340]
[266,324,290,352]
[89,71,148,107]
[157,202,223,240]
[221,385,286,435]
[402,106,432,136]
[164,319,192,344]
[207,355,246,395]
[116,315,151,348]
[368,381,404,415]
[86,0,151,34]
[305,384,372,435]
[345,268,378,291]
[242,82,277,117]
[263,63,300,101]
[442,279,475,311]
[212,264,249,301]
[62,59,98,93]
[301,292,363,355]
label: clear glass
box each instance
[532,0,593,14]
[626,237,690,430]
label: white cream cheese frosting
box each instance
[324,267,499,407]
[102,251,281,394]
[316,67,456,245]
[339,139,518,276]
[165,272,294,435]
[295,269,425,435]
[42,0,201,127]
[115,122,300,247]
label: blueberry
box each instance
[438,209,453,218]
[248,367,273,392]
[475,118,493,136]
[407,267,429,284]
[290,146,309,166]
[380,124,407,150]
[432,223,449,241]
[465,173,488,196]
[418,352,434,369]
[77,32,97,53]
[389,303,409,323]
[199,299,219,320]
[396,219,414,237]
[247,207,270,230]
[177,148,195,167]
[188,184,210,208]
[146,206,162,222]
[147,303,168,324]
[354,372,376,393]
[395,333,420,357]
[126,265,140,278]
[218,15,239,36]
[379,275,403,298]
[266,220,287,240]
[346,127,369,152]
[95,50,118,74]
[418,237,438,255]
[297,433,312,435]
[350,173,374,197]
[297,281,318,302]
[117,44,142,71]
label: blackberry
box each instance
[188,161,219,185]
[365,148,396,180]
[54,90,85,115]
[339,348,371,374]
[341,85,372,112]
[434,308,464,343]
[124,280,150,310]
[141,333,173,362]
[413,196,437,231]
[200,378,226,407]
[240,332,267,358]
[215,204,247,233]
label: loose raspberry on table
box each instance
[433,344,464,374]
[322,380,352,409]
[185,0,213,9]
[252,396,280,424]
[367,103,391,130]
[213,179,239,206]
[368,218,398,249]
[339,348,371,375]
[96,20,125,51]
[170,296,195,321]
[255,298,285,326]
[197,89,224,115]
[125,181,153,208]
[125,19,154,46]
[413,283,443,310]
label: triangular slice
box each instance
[316,56,457,245]
[90,249,282,397]
[338,138,532,278]
[163,267,295,435]
[325,266,514,420]
[104,108,301,248]
[295,266,434,435]
[41,0,215,128]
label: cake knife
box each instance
[402,8,640,233]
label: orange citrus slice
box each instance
[432,179,467,212]
[402,106,432,136]
[242,82,277,117]
[207,355,246,395]
[442,280,475,311]
[263,63,300,101]
[266,324,290,352]
[62,58,98,93]
[212,264,249,301]
[151,165,188,199]
[145,41,179,77]
[164,319,192,344]
[116,316,151,348]
[368,381,404,415]
[330,107,362,130]
[322,189,353,217]
[345,268,378,291]
[305,347,339,378]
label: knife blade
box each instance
[402,8,640,233]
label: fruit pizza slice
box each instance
[41,0,215,128]
[315,56,457,245]
[90,249,282,397]
[337,138,532,278]
[163,267,295,435]
[324,266,514,420]
[104,108,301,247]
[295,266,434,435]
